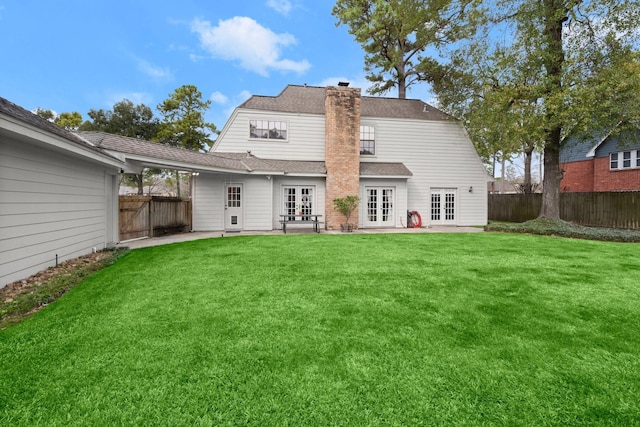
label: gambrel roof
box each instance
[239,84,452,121]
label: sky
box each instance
[0,0,433,129]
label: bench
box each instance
[279,215,323,234]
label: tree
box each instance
[80,99,160,195]
[54,111,83,130]
[80,99,159,140]
[157,85,218,197]
[34,108,55,122]
[333,0,481,98]
[436,0,640,216]
[157,85,217,152]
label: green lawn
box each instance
[1,233,639,426]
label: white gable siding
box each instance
[367,117,488,226]
[214,110,326,161]
[0,137,118,287]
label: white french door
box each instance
[224,183,243,230]
[283,186,314,220]
[430,188,457,225]
[364,187,394,227]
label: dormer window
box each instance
[250,120,287,140]
[360,125,375,155]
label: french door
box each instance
[283,186,314,220]
[430,188,456,225]
[364,187,394,227]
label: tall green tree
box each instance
[333,0,481,98]
[157,85,217,152]
[436,0,640,215]
[157,85,218,197]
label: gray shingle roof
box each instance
[76,131,411,177]
[0,96,118,160]
[239,84,452,121]
[360,162,413,177]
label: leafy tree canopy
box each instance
[80,99,159,140]
[157,85,218,152]
[333,0,482,98]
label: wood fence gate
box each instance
[119,196,192,241]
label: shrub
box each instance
[486,218,640,242]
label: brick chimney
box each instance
[324,85,361,230]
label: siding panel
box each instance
[0,137,115,287]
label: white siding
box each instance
[0,137,119,287]
[365,118,489,226]
[192,174,224,231]
[192,174,274,231]
[213,110,326,161]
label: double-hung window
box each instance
[250,120,287,140]
[360,125,375,155]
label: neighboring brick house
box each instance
[560,130,640,192]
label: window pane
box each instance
[431,194,441,221]
[636,151,640,167]
[360,125,375,155]
[623,151,631,168]
[367,189,378,221]
[610,153,618,169]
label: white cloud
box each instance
[266,0,292,16]
[210,91,228,105]
[135,57,173,81]
[191,16,310,76]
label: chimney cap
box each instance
[338,81,350,87]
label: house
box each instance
[560,130,640,192]
[0,97,123,288]
[83,84,489,233]
[207,84,489,231]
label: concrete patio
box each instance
[118,226,484,250]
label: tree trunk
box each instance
[539,0,566,219]
[539,133,562,218]
[136,173,144,195]
[175,170,181,198]
[523,144,533,193]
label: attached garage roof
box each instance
[77,131,412,178]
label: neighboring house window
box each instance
[610,150,640,170]
[283,186,314,220]
[360,125,375,155]
[250,120,287,140]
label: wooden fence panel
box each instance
[119,196,150,241]
[489,192,640,229]
[119,196,192,241]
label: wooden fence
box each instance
[488,192,640,229]
[119,196,192,241]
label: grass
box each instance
[1,233,639,425]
